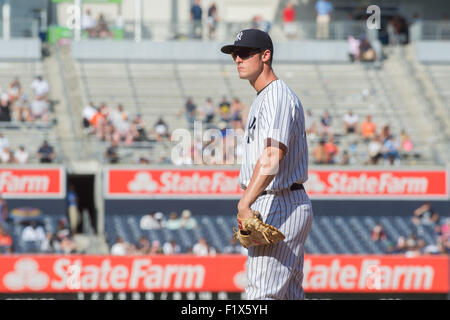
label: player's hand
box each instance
[237,202,254,219]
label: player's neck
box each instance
[250,68,278,93]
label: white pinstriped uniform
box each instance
[239,79,313,300]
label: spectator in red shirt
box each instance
[282,2,297,39]
[324,135,338,164]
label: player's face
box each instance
[232,47,263,80]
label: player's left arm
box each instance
[238,139,287,219]
[238,92,295,219]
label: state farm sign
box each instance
[0,167,65,198]
[304,169,448,199]
[0,255,246,293]
[0,255,447,293]
[105,167,448,199]
[105,168,242,198]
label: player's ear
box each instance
[261,49,272,65]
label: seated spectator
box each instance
[81,9,97,37]
[166,211,181,230]
[360,115,376,142]
[135,236,151,255]
[340,150,350,165]
[413,202,440,226]
[393,236,407,254]
[371,222,387,242]
[56,218,71,242]
[0,147,12,163]
[218,96,231,123]
[41,232,61,254]
[305,109,318,138]
[31,76,50,100]
[140,212,166,230]
[82,102,97,133]
[60,234,78,254]
[400,130,414,158]
[179,209,198,229]
[382,135,400,165]
[105,140,120,164]
[230,97,244,130]
[30,97,49,123]
[178,97,197,131]
[13,146,29,164]
[343,110,359,134]
[200,98,215,126]
[359,36,376,62]
[13,94,32,122]
[7,78,22,104]
[324,136,338,164]
[380,124,392,142]
[163,239,181,255]
[0,224,12,253]
[21,220,46,253]
[149,240,163,254]
[130,114,148,142]
[110,236,135,255]
[153,117,170,142]
[348,35,361,62]
[367,135,383,164]
[95,13,113,38]
[312,139,328,164]
[192,237,216,256]
[37,140,56,163]
[0,94,11,122]
[319,110,333,137]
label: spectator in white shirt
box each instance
[192,237,216,256]
[82,102,97,132]
[81,9,97,36]
[0,147,12,163]
[14,146,29,164]
[22,220,46,253]
[163,240,181,255]
[343,110,359,134]
[30,97,49,123]
[31,76,50,100]
[110,236,135,255]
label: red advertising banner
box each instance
[0,255,447,293]
[105,167,448,199]
[105,168,242,198]
[304,169,449,199]
[0,167,65,198]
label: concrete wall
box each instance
[415,41,450,63]
[71,39,349,62]
[0,38,41,60]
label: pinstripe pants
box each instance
[245,188,313,300]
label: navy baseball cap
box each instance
[221,29,273,55]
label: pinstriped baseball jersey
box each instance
[238,79,308,192]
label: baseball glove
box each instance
[233,211,285,248]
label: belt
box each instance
[260,183,304,196]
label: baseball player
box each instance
[221,29,313,300]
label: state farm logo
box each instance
[306,171,435,196]
[122,170,240,195]
[3,258,49,291]
[0,171,50,193]
[128,172,159,192]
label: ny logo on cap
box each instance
[235,31,243,41]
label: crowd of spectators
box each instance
[307,108,417,166]
[82,101,173,164]
[371,203,449,256]
[0,75,51,124]
[109,209,239,256]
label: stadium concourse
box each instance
[0,0,449,300]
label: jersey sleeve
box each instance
[262,86,296,153]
